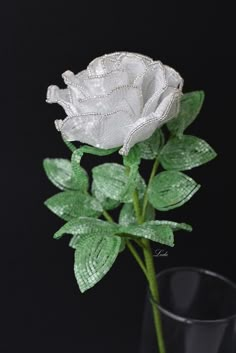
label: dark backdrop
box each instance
[1,1,235,352]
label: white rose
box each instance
[46,52,183,155]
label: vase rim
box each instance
[154,266,236,325]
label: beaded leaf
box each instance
[160,135,217,171]
[137,129,165,160]
[43,158,88,191]
[167,91,205,136]
[74,234,121,293]
[119,203,137,226]
[91,181,120,211]
[44,191,103,221]
[119,224,175,247]
[123,144,141,167]
[92,163,146,203]
[54,217,118,240]
[145,220,192,232]
[119,202,155,226]
[71,145,118,190]
[148,171,200,211]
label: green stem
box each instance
[132,189,143,225]
[142,239,166,353]
[141,158,159,221]
[105,159,165,352]
[126,240,148,279]
[62,138,77,153]
[102,210,114,223]
[134,239,146,248]
[131,156,165,353]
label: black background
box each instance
[1,1,236,352]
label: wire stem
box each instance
[132,189,143,224]
[102,210,115,223]
[141,158,159,221]
[126,240,148,279]
[62,138,77,153]
[142,239,166,353]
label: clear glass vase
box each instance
[140,267,236,353]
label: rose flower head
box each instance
[46,52,183,155]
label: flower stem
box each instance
[141,158,159,221]
[104,158,166,352]
[126,240,148,279]
[132,189,143,225]
[142,239,166,353]
[62,138,77,153]
[131,156,165,353]
[102,210,114,224]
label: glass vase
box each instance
[140,267,236,353]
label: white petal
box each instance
[46,85,77,116]
[87,57,106,76]
[55,119,63,131]
[98,110,135,148]
[118,52,150,84]
[142,62,166,101]
[87,52,153,84]
[74,86,143,118]
[82,70,129,96]
[161,88,182,120]
[63,66,130,97]
[120,90,181,155]
[141,62,167,116]
[58,114,101,146]
[87,53,121,76]
[62,70,90,100]
[58,110,134,149]
[82,70,129,97]
[164,65,183,90]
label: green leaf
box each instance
[75,145,119,157]
[148,171,200,211]
[167,91,205,136]
[92,163,146,203]
[144,203,156,221]
[55,217,118,240]
[123,144,141,167]
[91,181,120,211]
[119,203,137,226]
[74,234,121,292]
[44,191,103,221]
[145,220,192,232]
[43,158,88,191]
[137,129,165,160]
[71,145,118,190]
[119,223,175,247]
[119,202,155,226]
[119,238,126,253]
[160,135,217,171]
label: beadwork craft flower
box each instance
[46,52,183,155]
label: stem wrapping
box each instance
[102,210,114,224]
[126,240,148,279]
[62,138,77,152]
[104,156,166,353]
[132,157,166,353]
[142,239,166,353]
[141,158,159,221]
